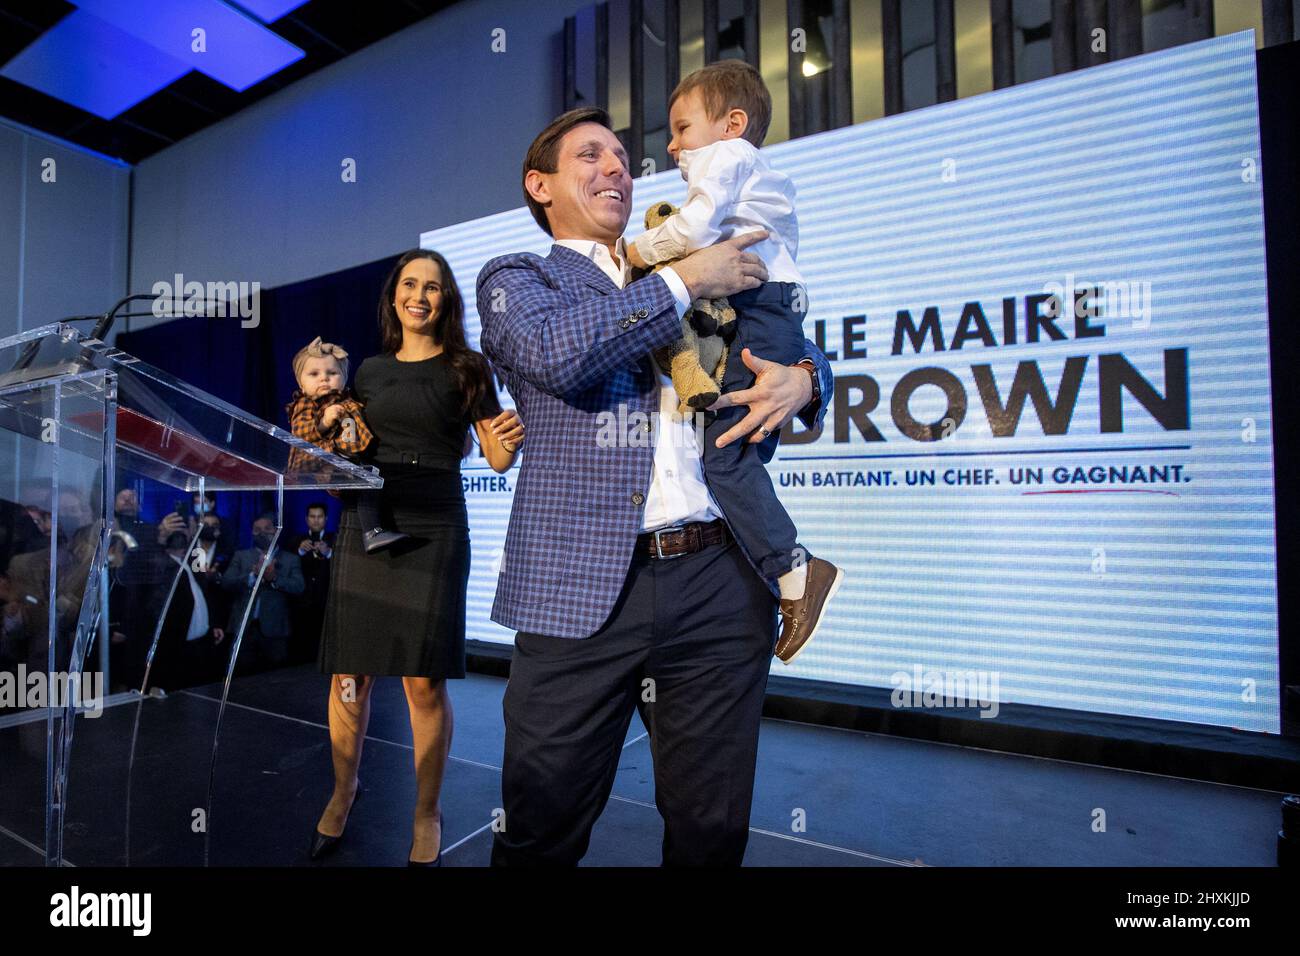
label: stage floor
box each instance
[0,664,1285,867]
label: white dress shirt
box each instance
[554,238,724,532]
[169,553,210,641]
[632,137,804,285]
[195,540,218,571]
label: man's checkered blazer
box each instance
[477,243,832,639]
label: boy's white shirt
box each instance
[552,237,724,532]
[633,137,804,285]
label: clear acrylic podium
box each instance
[0,323,382,866]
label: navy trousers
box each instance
[705,280,807,582]
[491,538,778,866]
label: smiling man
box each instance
[477,107,833,867]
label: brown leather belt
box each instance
[637,519,731,560]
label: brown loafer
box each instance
[775,557,844,664]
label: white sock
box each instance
[778,563,808,601]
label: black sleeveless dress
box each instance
[318,352,500,679]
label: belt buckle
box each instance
[652,524,688,560]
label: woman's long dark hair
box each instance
[378,248,494,418]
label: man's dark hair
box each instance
[522,107,614,236]
[306,502,328,515]
[256,512,277,526]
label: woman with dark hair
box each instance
[312,249,523,865]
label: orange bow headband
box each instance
[292,336,351,385]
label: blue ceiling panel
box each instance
[231,0,310,22]
[0,0,450,162]
[72,0,306,92]
[0,10,192,120]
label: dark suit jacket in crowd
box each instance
[221,547,304,639]
[144,551,228,690]
[295,529,335,597]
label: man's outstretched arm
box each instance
[477,258,682,397]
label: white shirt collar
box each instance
[554,237,629,288]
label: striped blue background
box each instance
[422,31,1278,733]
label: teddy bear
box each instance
[641,201,739,412]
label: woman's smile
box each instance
[394,258,445,334]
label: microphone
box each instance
[8,293,236,374]
[90,293,170,342]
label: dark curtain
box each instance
[116,254,399,549]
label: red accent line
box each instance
[1020,489,1182,497]
[68,406,281,486]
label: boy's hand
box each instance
[626,242,649,271]
[320,404,344,428]
[673,233,768,301]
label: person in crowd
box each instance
[4,518,97,680]
[0,525,127,704]
[17,481,53,543]
[0,496,44,674]
[113,488,145,541]
[222,513,304,673]
[293,502,334,663]
[0,568,17,674]
[193,513,233,662]
[142,528,226,692]
[311,249,523,866]
[191,492,236,567]
[191,491,216,518]
[0,496,43,576]
[112,506,231,692]
[107,486,151,690]
[1,543,47,677]
[193,512,229,576]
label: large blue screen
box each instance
[423,31,1278,733]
